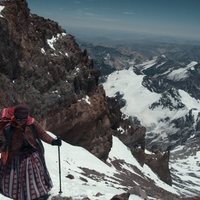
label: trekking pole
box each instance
[58,141,62,194]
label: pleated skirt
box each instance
[0,151,52,200]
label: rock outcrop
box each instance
[110,192,130,200]
[47,86,112,161]
[145,150,172,185]
[106,94,172,185]
[0,0,111,160]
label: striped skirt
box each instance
[0,150,52,200]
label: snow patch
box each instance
[104,53,111,60]
[103,67,200,131]
[135,57,157,71]
[109,137,178,194]
[167,61,198,81]
[103,67,167,127]
[155,61,166,68]
[83,95,91,105]
[179,89,200,110]
[47,36,57,50]
[170,148,200,195]
[47,33,66,50]
[41,48,46,54]
[52,90,58,94]
[78,95,91,105]
[117,126,125,134]
[75,67,80,72]
[0,6,5,18]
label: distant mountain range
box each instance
[80,41,200,196]
[1,0,200,199]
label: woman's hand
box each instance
[51,138,62,146]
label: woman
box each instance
[0,104,61,200]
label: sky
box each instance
[27,0,200,41]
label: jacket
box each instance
[0,118,54,164]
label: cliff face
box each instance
[0,0,96,110]
[0,0,113,162]
[0,0,171,188]
[0,0,108,160]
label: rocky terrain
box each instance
[0,0,199,199]
[101,43,200,196]
[81,37,200,151]
[79,42,146,81]
[80,40,200,81]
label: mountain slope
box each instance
[103,59,200,196]
[0,133,179,200]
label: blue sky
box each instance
[27,0,200,41]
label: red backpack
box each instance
[1,107,35,124]
[1,107,15,120]
[0,107,43,165]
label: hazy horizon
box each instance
[27,0,200,43]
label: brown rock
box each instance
[110,192,130,200]
[46,86,112,161]
[145,150,172,185]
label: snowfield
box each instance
[0,134,178,200]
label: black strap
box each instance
[4,125,14,150]
[29,124,45,155]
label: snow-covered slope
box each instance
[103,67,200,130]
[103,60,200,148]
[102,60,200,196]
[170,144,200,196]
[47,135,178,199]
[167,61,198,81]
[0,135,178,200]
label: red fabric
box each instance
[0,107,53,165]
[1,107,14,119]
[1,107,35,125]
[1,122,54,165]
[1,151,8,165]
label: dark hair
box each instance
[14,104,29,119]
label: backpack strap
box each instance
[29,124,45,155]
[4,124,15,151]
[0,124,15,164]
